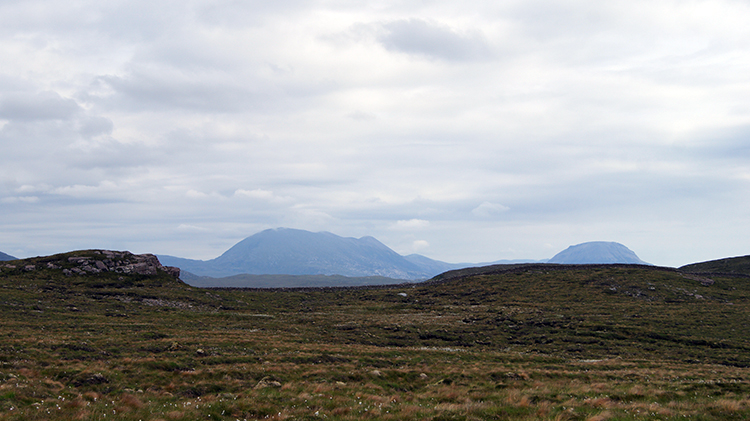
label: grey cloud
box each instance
[376,19,492,61]
[196,0,316,27]
[77,116,114,139]
[96,72,258,113]
[0,91,81,121]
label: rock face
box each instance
[6,250,181,279]
[61,251,181,278]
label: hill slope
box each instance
[547,241,649,264]
[159,228,433,279]
[0,251,16,261]
[680,254,750,276]
[2,252,750,420]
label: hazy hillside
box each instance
[182,272,416,288]
[547,241,649,264]
[403,253,467,274]
[0,251,16,261]
[159,228,433,279]
[680,254,750,276]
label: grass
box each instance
[1,254,749,419]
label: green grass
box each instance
[1,255,749,420]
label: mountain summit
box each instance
[547,241,649,265]
[159,228,437,279]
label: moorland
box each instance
[1,250,749,420]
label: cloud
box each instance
[97,71,259,113]
[234,188,293,205]
[2,0,750,266]
[1,196,40,204]
[393,219,430,230]
[234,188,275,200]
[0,91,81,121]
[472,202,510,218]
[176,224,209,232]
[374,18,492,61]
[412,240,430,251]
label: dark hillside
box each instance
[316,264,749,366]
[0,251,16,261]
[680,254,750,277]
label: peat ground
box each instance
[1,254,749,420]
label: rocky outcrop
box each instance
[60,250,180,278]
[8,250,182,279]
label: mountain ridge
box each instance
[0,251,17,261]
[159,231,656,286]
[159,228,433,280]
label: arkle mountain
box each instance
[547,241,649,265]
[0,251,16,261]
[158,228,448,280]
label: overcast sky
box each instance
[1,0,749,267]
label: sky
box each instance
[1,0,750,267]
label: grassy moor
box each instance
[1,252,750,420]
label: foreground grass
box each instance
[1,258,749,420]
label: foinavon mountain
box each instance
[547,241,650,265]
[158,228,462,280]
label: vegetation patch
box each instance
[1,256,749,419]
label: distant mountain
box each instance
[547,242,649,265]
[0,251,17,261]
[159,228,436,280]
[680,255,750,276]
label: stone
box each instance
[254,377,282,389]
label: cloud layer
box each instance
[2,0,749,266]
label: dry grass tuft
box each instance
[585,410,612,421]
[119,393,144,409]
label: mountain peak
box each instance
[548,241,649,265]
[160,228,431,279]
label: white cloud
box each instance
[393,219,430,230]
[412,239,430,251]
[1,196,39,204]
[472,202,510,218]
[233,188,285,201]
[176,224,209,232]
[53,181,118,198]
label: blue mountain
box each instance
[0,251,17,261]
[159,228,438,280]
[547,242,649,265]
